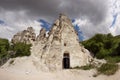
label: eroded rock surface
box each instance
[11,27,36,44]
[31,14,92,71]
[10,14,92,72]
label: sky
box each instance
[0,0,120,40]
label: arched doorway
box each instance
[63,52,70,69]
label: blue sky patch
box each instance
[0,20,5,25]
[38,19,51,31]
[72,19,75,23]
[74,24,84,41]
[72,19,85,41]
[110,13,118,28]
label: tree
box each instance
[113,43,120,56]
[12,42,31,57]
[0,38,9,58]
[81,33,117,59]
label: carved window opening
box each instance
[32,39,35,41]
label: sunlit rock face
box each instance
[11,27,36,44]
[31,14,92,71]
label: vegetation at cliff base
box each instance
[73,64,95,70]
[81,33,120,75]
[0,38,10,59]
[97,63,118,75]
[11,42,31,57]
[0,38,31,65]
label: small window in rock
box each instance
[25,35,28,37]
[64,43,66,46]
[32,39,35,41]
[44,34,46,37]
[43,45,47,50]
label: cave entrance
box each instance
[63,53,70,69]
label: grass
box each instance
[71,57,120,76]
[97,63,119,75]
[73,64,95,70]
[105,56,120,63]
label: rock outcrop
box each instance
[36,28,46,42]
[10,14,92,72]
[11,27,36,44]
[31,14,92,71]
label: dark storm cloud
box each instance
[0,0,108,24]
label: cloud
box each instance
[0,20,5,24]
[1,0,118,40]
[109,14,120,36]
[0,10,41,40]
[73,16,111,40]
[108,0,120,36]
[0,0,108,23]
[0,20,41,40]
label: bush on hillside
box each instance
[105,56,120,63]
[12,42,31,57]
[72,64,95,70]
[0,38,32,65]
[97,63,118,75]
[81,33,120,59]
[0,38,9,59]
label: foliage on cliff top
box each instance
[81,33,120,61]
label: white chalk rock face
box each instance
[11,27,36,44]
[31,14,92,71]
[2,14,92,72]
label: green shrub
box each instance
[81,33,120,59]
[12,42,31,57]
[0,38,9,51]
[96,49,107,59]
[96,49,112,59]
[0,38,9,59]
[80,64,95,70]
[73,66,81,69]
[105,56,120,63]
[0,38,32,65]
[73,64,95,70]
[97,63,118,75]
